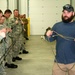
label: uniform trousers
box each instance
[5,35,12,64]
[0,41,6,75]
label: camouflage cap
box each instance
[62,4,74,12]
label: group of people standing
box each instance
[0,9,29,75]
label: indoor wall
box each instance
[0,0,7,13]
[0,0,75,35]
[29,0,70,35]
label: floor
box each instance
[5,35,56,75]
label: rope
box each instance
[45,27,75,41]
[0,18,24,65]
[46,29,75,72]
[0,23,23,65]
[53,31,75,41]
[0,38,16,65]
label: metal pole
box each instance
[70,0,72,5]
[7,0,9,9]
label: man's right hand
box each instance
[46,30,53,37]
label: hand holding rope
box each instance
[45,27,75,41]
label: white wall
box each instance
[0,0,71,35]
[0,0,7,13]
[19,0,26,14]
[29,0,70,35]
[8,0,17,12]
[19,0,28,16]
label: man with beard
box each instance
[45,4,75,75]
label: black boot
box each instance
[5,62,18,68]
[25,37,29,40]
[22,50,29,54]
[12,56,22,62]
[15,56,22,60]
[12,57,16,62]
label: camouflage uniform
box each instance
[22,18,28,39]
[10,17,23,58]
[0,24,6,75]
[4,18,12,64]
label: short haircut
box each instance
[13,9,19,12]
[4,9,12,14]
[0,10,3,14]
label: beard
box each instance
[62,15,74,23]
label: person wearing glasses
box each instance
[46,4,75,75]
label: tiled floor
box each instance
[5,35,55,75]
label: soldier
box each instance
[10,9,23,62]
[4,9,18,68]
[19,14,29,54]
[10,9,29,62]
[21,14,29,40]
[0,14,7,75]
